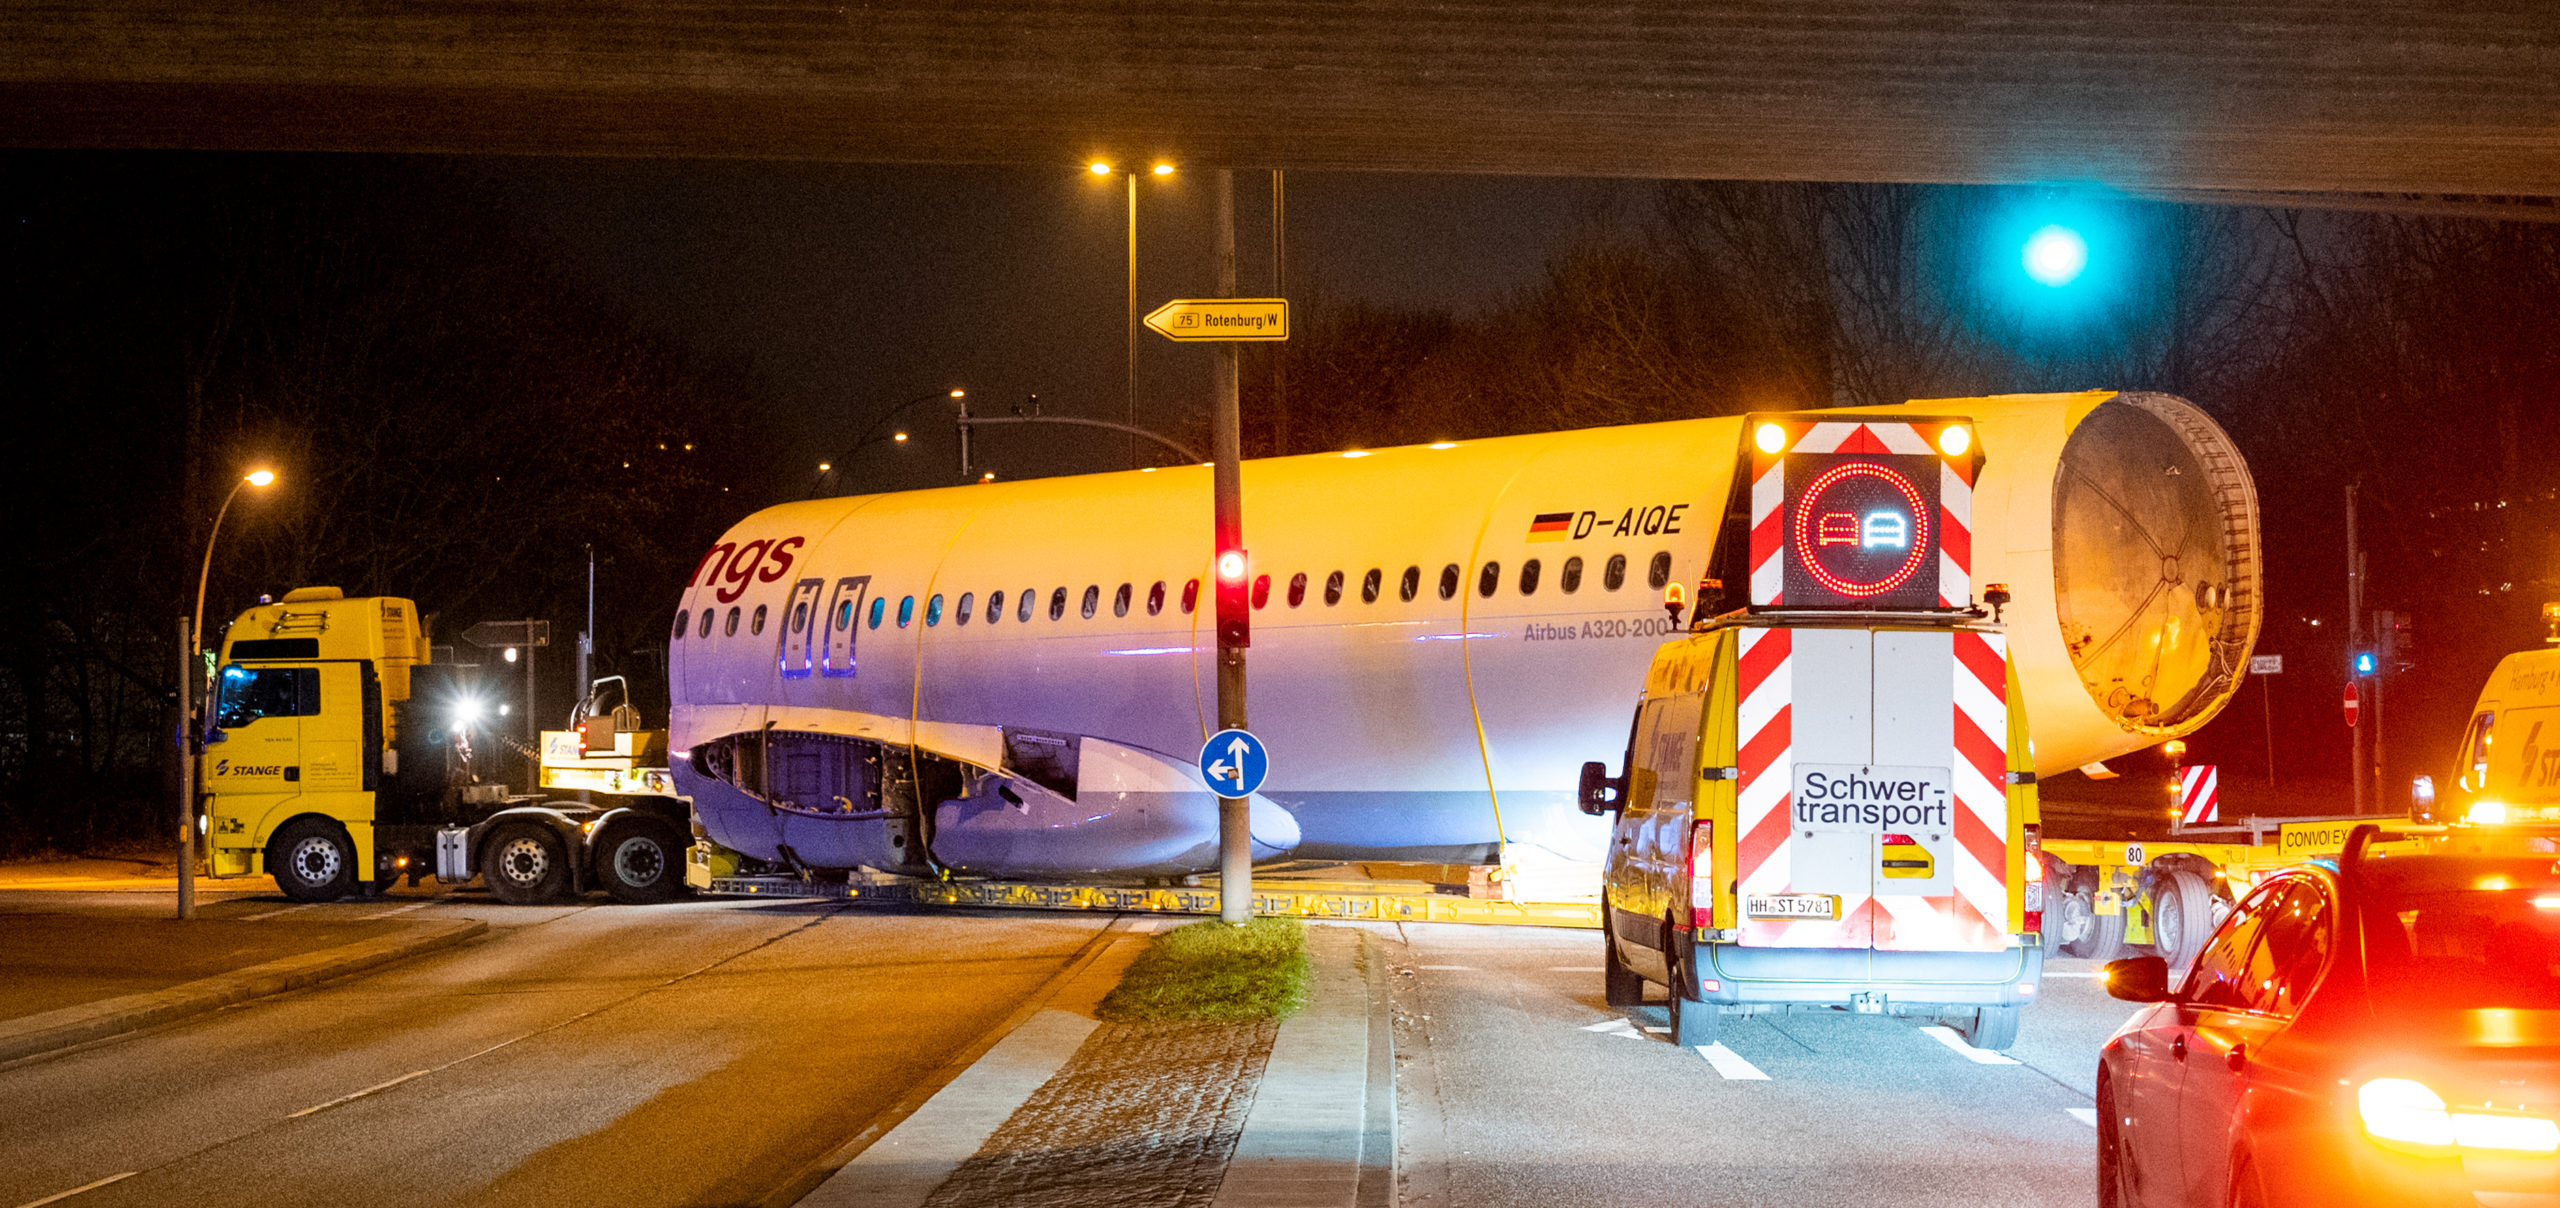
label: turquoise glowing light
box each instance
[2022,225,2089,287]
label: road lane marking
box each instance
[289,1069,432,1118]
[1417,964,1474,971]
[11,1172,135,1208]
[1696,1044,1771,1080]
[374,901,437,917]
[1641,1026,1670,1034]
[1581,1018,1640,1037]
[1919,1025,2021,1064]
[2068,1107,2099,1127]
[239,904,318,921]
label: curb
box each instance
[1212,924,1383,1208]
[0,917,487,1065]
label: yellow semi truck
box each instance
[199,587,692,904]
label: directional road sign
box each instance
[2249,654,2283,675]
[1144,298,1289,342]
[1198,728,1271,798]
[463,619,551,648]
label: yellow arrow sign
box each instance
[1143,298,1290,342]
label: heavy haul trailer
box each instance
[1587,413,2046,1053]
[198,588,693,904]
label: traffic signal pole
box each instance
[1212,167,1251,926]
[2348,484,2365,815]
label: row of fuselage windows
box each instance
[674,549,1676,641]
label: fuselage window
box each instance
[1363,569,1383,603]
[1400,566,1421,602]
[1560,556,1583,593]
[700,609,716,639]
[724,607,741,637]
[869,596,886,629]
[1147,581,1166,615]
[1477,561,1501,598]
[793,602,810,633]
[897,596,915,627]
[1288,573,1308,608]
[838,599,856,631]
[1603,554,1628,591]
[1018,588,1036,623]
[1114,583,1132,617]
[673,610,689,639]
[750,604,769,635]
[1182,579,1200,613]
[1324,571,1344,606]
[1648,550,1673,590]
[1438,564,1460,600]
[926,594,944,626]
[987,590,1005,624]
[1519,559,1541,595]
[1081,585,1100,619]
[1251,574,1271,609]
[1049,587,1067,621]
[957,592,974,625]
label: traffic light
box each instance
[1215,548,1250,648]
[2021,224,2089,287]
[2353,649,2377,676]
[2380,610,2416,672]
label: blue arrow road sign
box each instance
[1198,728,1270,798]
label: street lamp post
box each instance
[1089,160,1174,468]
[180,467,276,919]
[808,388,962,498]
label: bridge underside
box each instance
[7,3,2558,201]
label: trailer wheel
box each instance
[270,817,356,903]
[2152,869,2217,972]
[483,822,569,905]
[595,816,686,905]
[1667,948,1723,1046]
[1957,1004,2020,1051]
[2045,883,2095,957]
[2063,894,2128,962]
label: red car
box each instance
[2097,826,2560,1207]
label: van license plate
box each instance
[1746,894,1839,921]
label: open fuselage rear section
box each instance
[668,391,2261,883]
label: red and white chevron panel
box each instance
[1937,456,1974,609]
[1874,629,2011,953]
[1732,627,1876,947]
[2178,765,2220,825]
[1747,417,1973,608]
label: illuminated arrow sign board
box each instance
[1747,416,1975,611]
[1144,298,1289,342]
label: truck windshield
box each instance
[2362,860,2560,1009]
[214,665,318,729]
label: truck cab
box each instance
[1588,414,2043,1051]
[2435,636,2560,826]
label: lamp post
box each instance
[1089,160,1174,468]
[808,388,961,498]
[180,467,276,919]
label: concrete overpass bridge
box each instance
[6,3,2556,209]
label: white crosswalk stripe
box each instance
[1920,1025,2020,1064]
[1696,1043,1771,1080]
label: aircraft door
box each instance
[821,576,870,678]
[779,577,825,678]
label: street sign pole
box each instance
[1211,167,1252,926]
[2250,653,2283,787]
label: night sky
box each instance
[488,160,1633,490]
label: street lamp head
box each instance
[817,462,832,473]
[949,388,965,399]
[244,469,276,487]
[1089,161,1113,175]
[1151,163,1174,177]
[893,431,909,444]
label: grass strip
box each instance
[1097,916,1311,1022]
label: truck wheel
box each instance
[483,822,569,905]
[2152,869,2217,971]
[1603,931,1644,1007]
[270,818,356,902]
[2045,883,2094,957]
[2063,895,2128,962]
[1667,949,1724,1046]
[1958,1004,2021,1051]
[595,816,686,905]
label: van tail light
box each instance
[1689,818,1714,930]
[2022,823,2045,934]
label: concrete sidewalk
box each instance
[796,921,1389,1208]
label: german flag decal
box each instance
[1527,512,1573,542]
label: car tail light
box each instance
[1689,818,1714,930]
[2360,1078,2560,1156]
[2022,823,2044,933]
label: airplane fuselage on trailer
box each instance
[667,391,2261,884]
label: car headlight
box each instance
[2361,1078,2560,1156]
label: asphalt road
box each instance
[1384,923,2120,1208]
[0,890,1116,1208]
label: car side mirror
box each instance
[1577,760,1622,816]
[2103,955,2171,1003]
